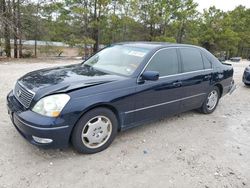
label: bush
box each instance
[39,45,63,56]
[22,50,33,58]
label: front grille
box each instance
[14,82,35,108]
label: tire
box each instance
[71,107,118,154]
[199,86,220,114]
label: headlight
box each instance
[32,94,70,117]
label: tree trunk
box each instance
[84,0,88,58]
[93,0,99,53]
[149,23,153,41]
[17,0,22,58]
[177,20,184,43]
[35,38,37,57]
[13,0,18,58]
[0,0,2,44]
[34,2,39,57]
[113,0,116,15]
[3,0,11,57]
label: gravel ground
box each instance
[0,58,249,188]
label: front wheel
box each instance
[71,108,118,154]
[199,86,220,114]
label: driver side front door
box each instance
[130,48,184,125]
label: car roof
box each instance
[115,41,202,50]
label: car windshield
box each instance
[83,45,150,76]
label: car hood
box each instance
[18,63,125,94]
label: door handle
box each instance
[173,81,182,87]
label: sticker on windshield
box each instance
[128,51,146,57]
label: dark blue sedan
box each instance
[7,42,235,153]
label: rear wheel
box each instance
[71,108,118,154]
[200,86,220,114]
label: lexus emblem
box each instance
[17,90,22,97]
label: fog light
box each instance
[32,136,53,144]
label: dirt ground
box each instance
[0,58,249,188]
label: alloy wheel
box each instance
[81,116,112,149]
[206,90,219,111]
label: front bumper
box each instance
[7,91,72,149]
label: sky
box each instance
[194,0,250,12]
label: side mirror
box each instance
[141,71,159,81]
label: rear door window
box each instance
[180,48,204,72]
